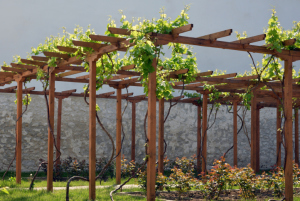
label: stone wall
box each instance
[0,93,295,171]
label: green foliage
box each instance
[0,187,9,195]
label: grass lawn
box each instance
[0,187,159,201]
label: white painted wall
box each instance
[0,0,299,94]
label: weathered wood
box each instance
[197,105,201,174]
[233,101,238,167]
[108,27,132,35]
[283,38,296,46]
[56,65,86,72]
[158,98,164,174]
[131,101,136,162]
[43,51,70,60]
[57,46,77,53]
[47,70,55,192]
[72,40,107,51]
[147,59,157,201]
[251,90,257,171]
[256,106,260,172]
[116,70,140,76]
[284,57,293,201]
[169,68,189,75]
[195,71,214,77]
[56,97,62,170]
[172,24,193,38]
[31,56,49,62]
[58,70,82,77]
[120,64,135,71]
[277,100,281,167]
[11,63,37,70]
[202,93,208,173]
[88,59,96,200]
[198,29,232,40]
[232,34,266,44]
[21,59,46,67]
[89,35,127,43]
[116,87,122,185]
[295,108,299,165]
[233,75,259,80]
[16,80,22,184]
[0,72,16,77]
[1,67,27,73]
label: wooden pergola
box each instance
[1,24,300,200]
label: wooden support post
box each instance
[197,104,201,173]
[131,101,136,162]
[147,59,157,201]
[56,97,62,170]
[233,101,238,167]
[158,98,164,174]
[251,90,257,172]
[116,87,122,185]
[89,59,96,200]
[16,80,23,184]
[202,93,208,173]
[295,108,299,165]
[277,100,281,167]
[284,57,293,201]
[47,70,55,192]
[256,106,260,172]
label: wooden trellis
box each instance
[1,23,300,201]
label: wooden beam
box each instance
[16,80,22,184]
[116,87,122,185]
[43,52,70,60]
[202,93,208,173]
[256,106,260,172]
[172,24,193,38]
[88,58,96,200]
[131,101,136,162]
[295,108,299,165]
[195,71,214,77]
[169,68,189,75]
[232,75,259,80]
[284,57,293,201]
[0,72,16,77]
[55,77,89,83]
[72,40,107,51]
[11,63,37,70]
[197,104,201,174]
[21,59,46,67]
[277,100,281,167]
[89,35,127,43]
[57,46,77,53]
[58,70,83,77]
[120,64,135,71]
[152,33,300,58]
[198,29,232,41]
[32,56,49,62]
[147,59,157,201]
[251,90,257,172]
[158,98,164,174]
[2,67,27,73]
[47,69,55,192]
[232,34,266,44]
[283,38,296,46]
[108,27,132,35]
[233,101,238,167]
[56,97,63,171]
[56,65,86,72]
[116,70,140,76]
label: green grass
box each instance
[0,177,138,189]
[0,187,162,201]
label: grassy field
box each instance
[0,187,157,201]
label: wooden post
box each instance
[277,100,281,167]
[147,59,157,201]
[131,101,136,162]
[116,87,122,185]
[233,101,238,167]
[202,93,208,173]
[256,106,260,172]
[158,98,164,173]
[295,108,299,165]
[47,70,55,192]
[284,57,293,201]
[89,59,97,200]
[197,104,201,173]
[16,80,23,184]
[251,90,257,172]
[56,97,62,169]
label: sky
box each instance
[0,0,299,95]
